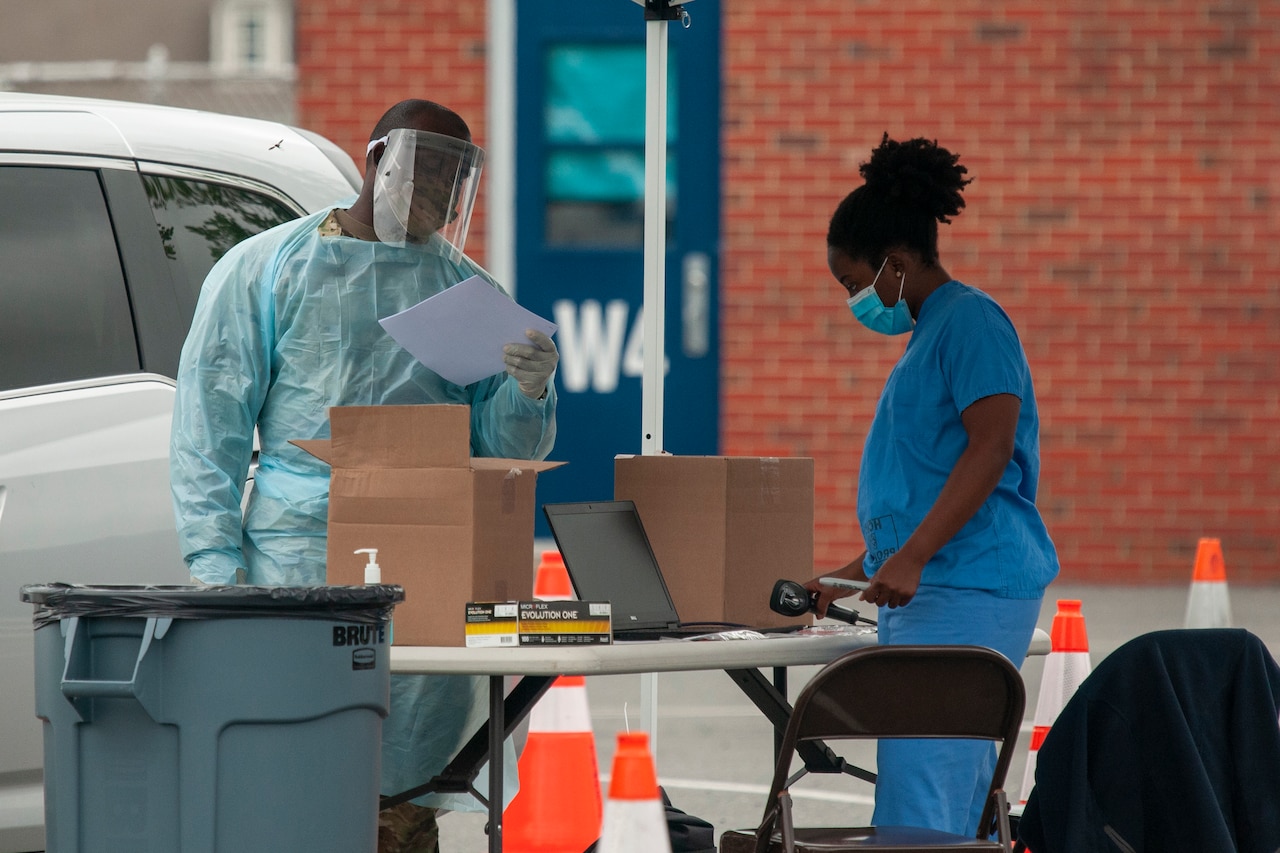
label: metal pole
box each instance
[485,0,517,295]
[640,10,670,457]
[637,0,688,756]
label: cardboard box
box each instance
[614,455,814,629]
[293,405,563,646]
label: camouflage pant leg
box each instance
[377,801,440,853]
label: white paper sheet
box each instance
[378,275,558,386]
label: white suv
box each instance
[0,93,361,852]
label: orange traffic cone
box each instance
[503,552,602,853]
[597,732,673,853]
[1184,537,1233,629]
[533,549,574,599]
[1019,599,1092,804]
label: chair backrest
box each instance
[767,644,1026,839]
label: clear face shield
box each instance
[371,128,485,260]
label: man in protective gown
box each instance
[170,99,558,852]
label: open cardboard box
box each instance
[614,455,814,629]
[293,404,563,646]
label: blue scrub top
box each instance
[857,280,1059,598]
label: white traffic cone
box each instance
[1019,599,1092,804]
[597,731,672,853]
[1184,537,1233,629]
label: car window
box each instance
[0,166,140,392]
[142,174,297,319]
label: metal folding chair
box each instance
[720,644,1026,853]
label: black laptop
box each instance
[542,500,802,641]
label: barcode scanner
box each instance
[769,579,876,626]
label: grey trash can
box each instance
[21,583,404,853]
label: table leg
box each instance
[724,667,876,783]
[488,674,504,853]
[771,666,787,761]
[379,675,555,812]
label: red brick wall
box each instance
[722,0,1280,584]
[298,0,1280,584]
[295,0,491,260]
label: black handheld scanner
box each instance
[768,579,875,626]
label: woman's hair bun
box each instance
[860,134,971,224]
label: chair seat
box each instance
[720,825,1009,852]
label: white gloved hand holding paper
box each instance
[504,330,558,399]
[377,275,557,386]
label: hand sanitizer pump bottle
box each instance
[354,548,392,643]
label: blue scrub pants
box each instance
[871,585,1043,837]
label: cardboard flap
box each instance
[291,405,471,468]
[292,439,335,464]
[292,405,566,472]
[469,458,567,473]
[334,405,471,467]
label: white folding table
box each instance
[387,627,1050,852]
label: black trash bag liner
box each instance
[21,582,405,629]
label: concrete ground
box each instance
[438,582,1280,851]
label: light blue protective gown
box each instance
[170,207,556,812]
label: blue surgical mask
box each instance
[847,258,915,335]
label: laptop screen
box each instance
[542,500,680,632]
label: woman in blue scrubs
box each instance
[805,135,1059,837]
